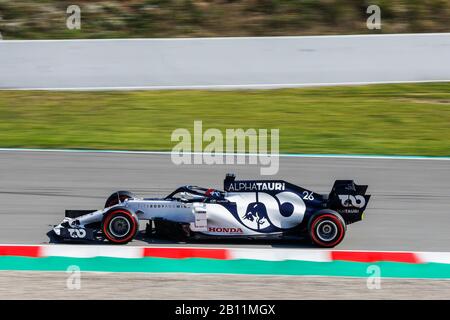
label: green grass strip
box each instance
[1,83,449,156]
[1,256,450,279]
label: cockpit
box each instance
[164,186,226,202]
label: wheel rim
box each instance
[316,220,338,242]
[108,216,131,238]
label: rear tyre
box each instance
[309,210,346,248]
[102,208,138,244]
[104,191,135,208]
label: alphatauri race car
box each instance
[52,174,370,247]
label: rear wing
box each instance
[327,180,371,223]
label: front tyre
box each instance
[309,211,346,248]
[102,208,138,244]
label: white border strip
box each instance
[416,252,450,264]
[1,32,449,43]
[0,148,449,161]
[2,79,450,91]
[42,245,143,259]
[230,248,331,262]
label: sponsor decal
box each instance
[338,195,366,209]
[68,228,86,239]
[208,227,243,233]
[227,182,285,192]
[339,209,360,214]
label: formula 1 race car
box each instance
[52,174,370,247]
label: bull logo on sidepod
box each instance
[242,202,270,231]
[232,191,306,232]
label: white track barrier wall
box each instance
[0,33,449,90]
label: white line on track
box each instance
[0,148,449,161]
[1,79,450,91]
[1,32,449,43]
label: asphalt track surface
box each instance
[0,150,449,251]
[1,34,450,90]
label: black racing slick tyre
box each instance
[102,208,139,244]
[104,191,135,208]
[308,210,346,248]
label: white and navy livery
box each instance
[52,174,370,247]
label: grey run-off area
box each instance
[0,150,449,251]
[1,33,450,90]
[1,272,450,299]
